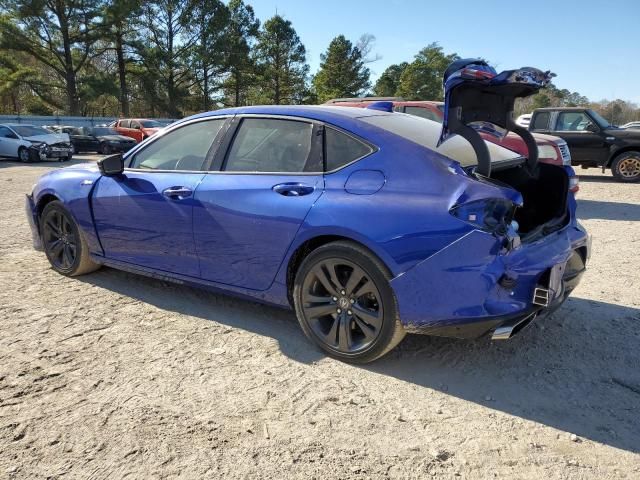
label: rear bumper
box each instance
[25,194,43,251]
[390,221,590,338]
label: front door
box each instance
[193,117,324,290]
[0,126,21,158]
[91,118,227,276]
[552,111,608,165]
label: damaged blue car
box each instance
[26,60,590,363]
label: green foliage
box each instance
[312,35,370,103]
[396,43,459,101]
[254,15,308,105]
[373,62,408,97]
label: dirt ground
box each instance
[0,157,638,479]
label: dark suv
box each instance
[529,107,640,182]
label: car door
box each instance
[0,126,21,157]
[91,118,227,276]
[193,116,324,290]
[551,111,608,165]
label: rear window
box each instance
[360,114,520,167]
[325,127,372,171]
[531,112,550,130]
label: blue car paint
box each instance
[27,105,589,334]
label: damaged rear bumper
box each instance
[390,221,590,339]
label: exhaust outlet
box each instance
[492,312,537,341]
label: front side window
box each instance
[325,127,373,171]
[404,106,442,123]
[129,119,225,171]
[119,120,130,128]
[0,126,16,138]
[556,112,595,131]
[224,118,317,173]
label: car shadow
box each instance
[76,266,640,453]
[577,173,617,183]
[577,199,640,221]
[0,156,99,169]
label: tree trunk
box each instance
[58,8,80,115]
[234,68,241,106]
[115,25,129,116]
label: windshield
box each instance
[92,127,120,136]
[12,125,52,137]
[140,120,162,128]
[360,114,521,167]
[588,109,611,128]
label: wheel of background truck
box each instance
[18,146,30,163]
[99,142,111,155]
[40,201,100,276]
[611,151,640,182]
[69,144,75,155]
[293,241,405,363]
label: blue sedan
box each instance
[26,99,589,362]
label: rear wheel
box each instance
[611,151,640,182]
[99,142,111,155]
[40,201,100,276]
[293,241,405,363]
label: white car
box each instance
[620,121,640,129]
[515,114,532,128]
[0,124,73,162]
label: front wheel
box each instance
[40,201,100,276]
[293,241,405,363]
[611,151,640,182]
[18,146,31,163]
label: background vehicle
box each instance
[529,107,640,182]
[620,121,640,129]
[0,124,72,162]
[326,97,578,192]
[52,126,137,154]
[113,118,162,143]
[26,101,588,363]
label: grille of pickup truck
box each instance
[558,143,571,163]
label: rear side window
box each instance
[225,118,318,173]
[129,119,225,171]
[325,127,373,171]
[404,106,442,123]
[531,112,550,130]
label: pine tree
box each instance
[254,15,309,105]
[312,35,370,103]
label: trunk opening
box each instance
[490,163,569,240]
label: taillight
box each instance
[537,144,561,163]
[450,198,517,235]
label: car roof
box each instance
[186,105,394,129]
[534,107,591,112]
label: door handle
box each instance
[162,186,193,199]
[272,183,315,197]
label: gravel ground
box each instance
[0,157,639,479]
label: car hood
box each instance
[605,127,640,139]
[24,133,70,144]
[98,134,135,142]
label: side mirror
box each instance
[98,153,124,176]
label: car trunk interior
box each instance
[491,163,569,239]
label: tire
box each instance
[99,142,111,155]
[40,201,100,276]
[293,241,405,363]
[69,144,76,155]
[611,151,640,182]
[18,146,31,163]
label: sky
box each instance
[249,0,640,103]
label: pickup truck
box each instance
[529,107,640,182]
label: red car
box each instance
[325,98,578,192]
[112,118,163,143]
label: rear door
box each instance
[91,118,227,276]
[193,116,324,290]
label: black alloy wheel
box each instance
[42,208,77,272]
[293,241,405,363]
